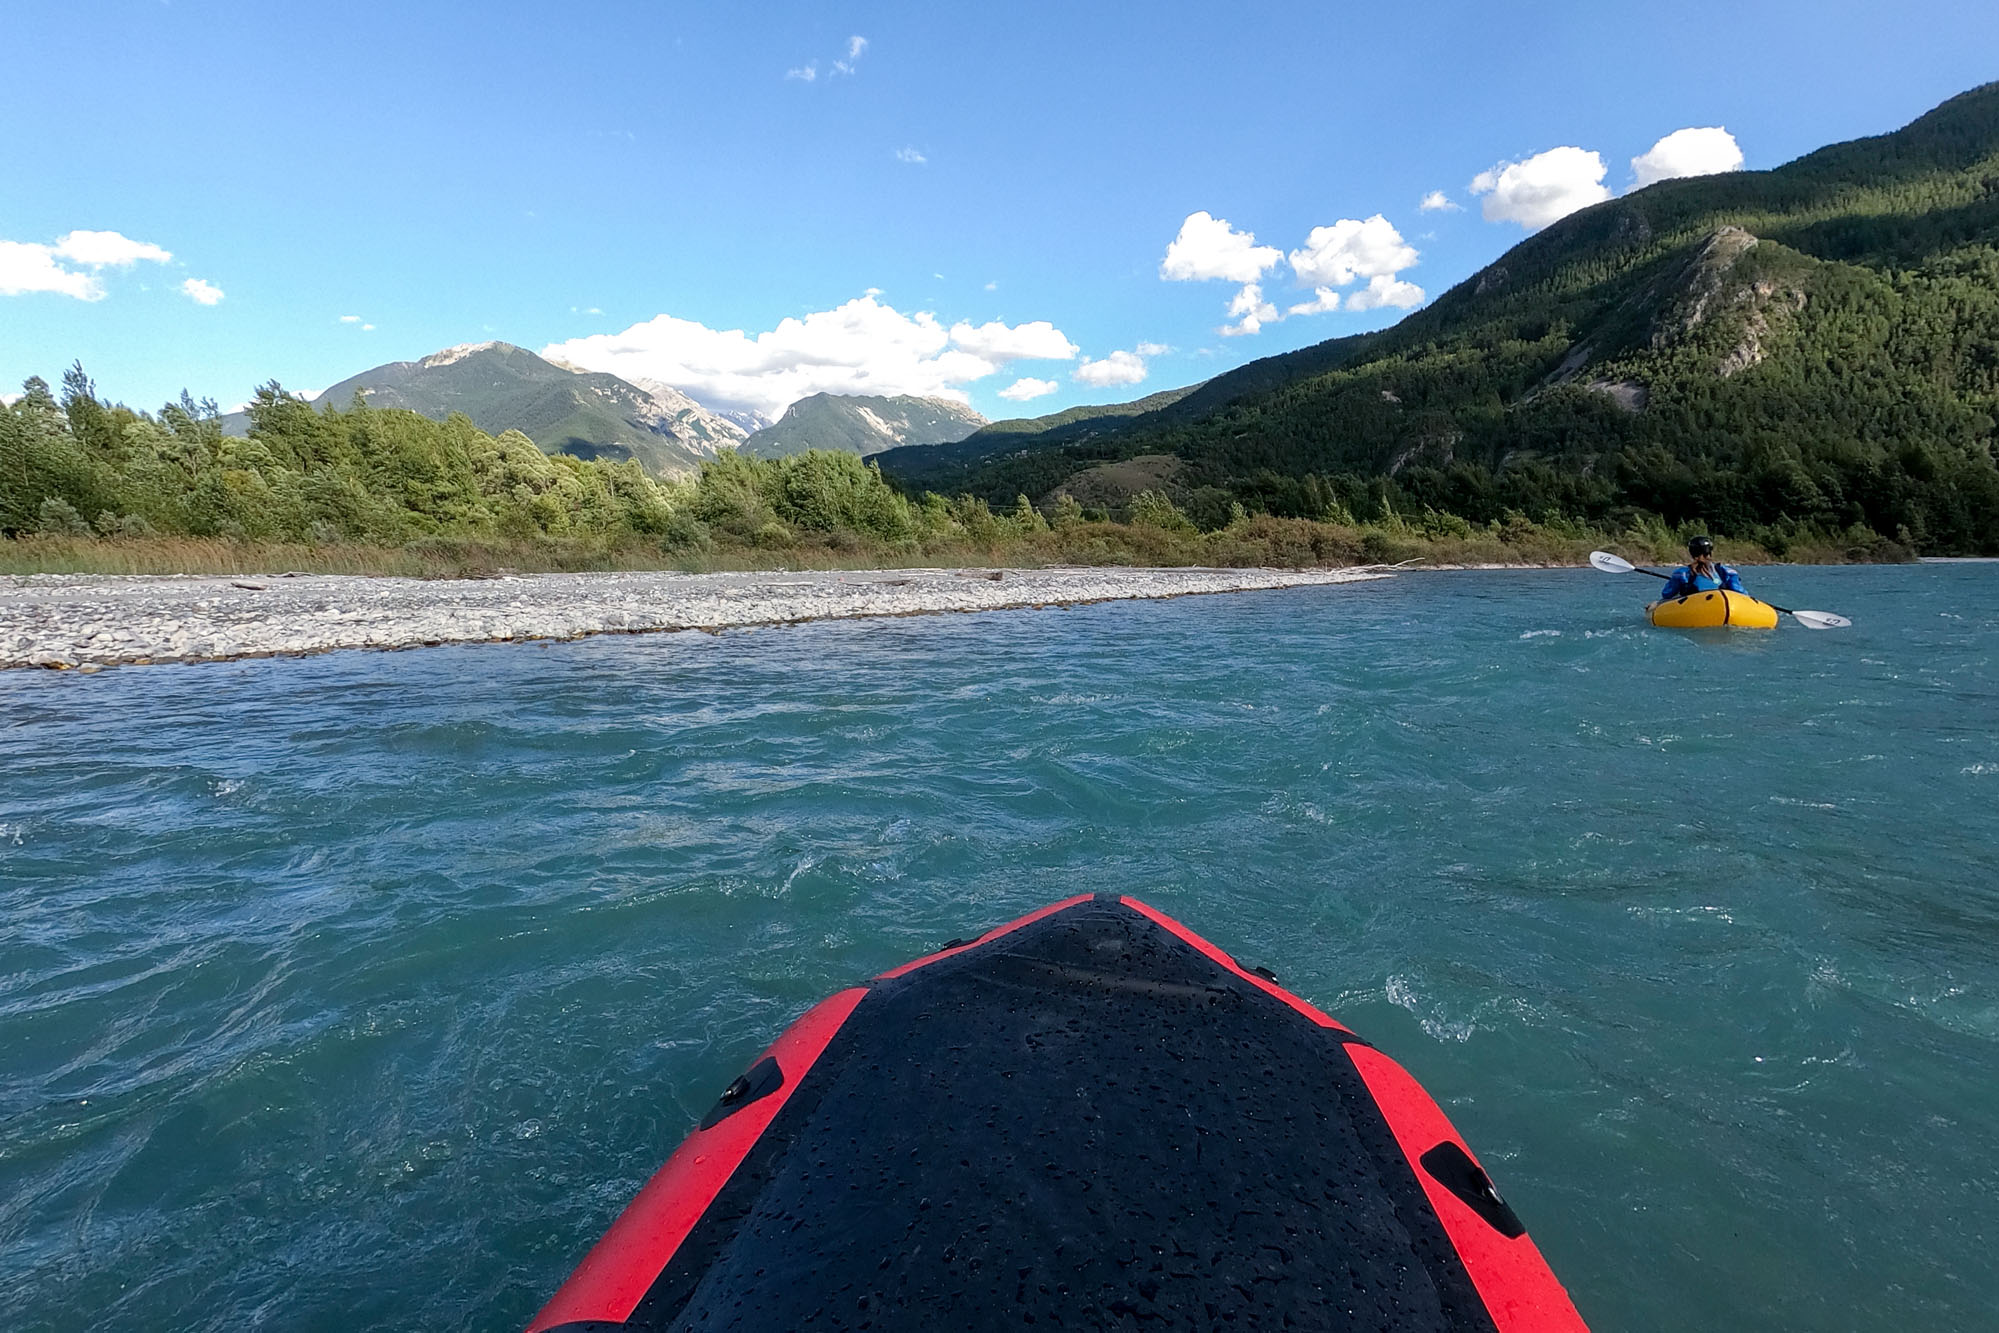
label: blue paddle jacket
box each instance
[1659,562,1746,599]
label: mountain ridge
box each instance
[742,392,987,459]
[221,342,746,476]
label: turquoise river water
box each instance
[2,565,1995,1330]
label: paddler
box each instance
[1657,535,1747,599]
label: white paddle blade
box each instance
[1789,609,1852,630]
[1589,550,1636,574]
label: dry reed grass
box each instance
[0,522,1887,581]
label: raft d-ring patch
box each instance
[699,1056,785,1129]
[1419,1141,1527,1238]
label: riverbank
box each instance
[0,565,1391,670]
[0,518,1903,581]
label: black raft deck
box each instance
[527,894,1585,1332]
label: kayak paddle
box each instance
[1588,550,1852,629]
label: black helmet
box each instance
[1688,535,1715,557]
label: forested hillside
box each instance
[870,384,1202,485]
[885,83,1999,555]
[0,360,1900,574]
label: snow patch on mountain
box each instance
[719,407,773,433]
[421,341,502,369]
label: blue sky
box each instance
[3,0,1994,423]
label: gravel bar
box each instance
[0,565,1389,671]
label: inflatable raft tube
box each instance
[1647,589,1780,629]
[526,895,1588,1332]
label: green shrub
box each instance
[1006,494,1047,534]
[751,519,795,548]
[1127,490,1197,533]
[659,510,713,551]
[37,497,89,535]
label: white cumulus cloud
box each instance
[1470,147,1612,230]
[1160,211,1282,284]
[544,295,1079,423]
[181,277,224,306]
[894,146,927,165]
[339,314,361,323]
[948,318,1078,363]
[1,229,176,300]
[1630,126,1744,189]
[999,377,1060,402]
[1166,208,1426,335]
[53,230,173,267]
[1134,341,1172,356]
[1345,274,1425,311]
[0,241,105,299]
[1419,190,1461,213]
[1288,215,1418,288]
[1220,284,1279,337]
[786,63,817,82]
[1074,349,1149,387]
[1288,288,1340,316]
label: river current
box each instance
[2,565,1994,1330]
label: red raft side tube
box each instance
[527,894,1588,1332]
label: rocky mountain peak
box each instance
[744,393,988,460]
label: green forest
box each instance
[0,369,968,553]
[0,367,1740,575]
[3,371,683,548]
